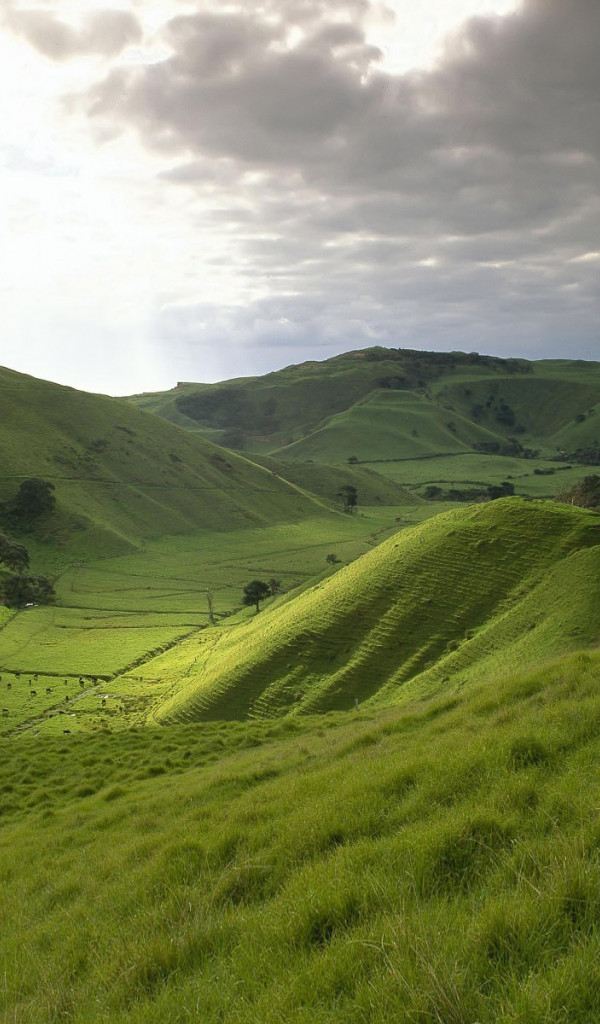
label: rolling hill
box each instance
[115,497,600,724]
[127,348,600,465]
[0,364,343,563]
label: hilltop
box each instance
[128,348,600,462]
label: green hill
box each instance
[127,498,600,723]
[127,349,600,462]
[0,367,402,689]
[4,646,600,1022]
[0,365,339,562]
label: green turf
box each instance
[3,648,600,1021]
[132,499,599,723]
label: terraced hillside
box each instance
[147,499,600,723]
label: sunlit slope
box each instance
[271,390,506,463]
[153,499,600,723]
[0,365,331,559]
[7,650,600,1022]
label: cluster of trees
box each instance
[423,482,515,503]
[556,475,600,509]
[0,480,57,607]
[0,533,55,608]
[553,445,600,466]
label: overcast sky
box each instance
[1,0,599,395]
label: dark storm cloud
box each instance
[5,6,141,60]
[84,0,600,364]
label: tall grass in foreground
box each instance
[2,648,600,1022]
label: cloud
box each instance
[5,6,141,61]
[22,0,600,386]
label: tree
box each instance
[326,553,340,565]
[242,579,270,612]
[556,474,600,508]
[0,534,29,571]
[486,481,515,500]
[3,574,55,608]
[337,484,358,514]
[11,478,56,521]
[268,578,281,595]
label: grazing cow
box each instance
[7,683,11,689]
[2,708,8,715]
[33,673,38,681]
[30,690,37,696]
[65,695,69,702]
[46,688,52,694]
[63,729,71,735]
[79,679,85,688]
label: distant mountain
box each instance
[127,348,600,463]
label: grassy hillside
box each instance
[144,499,600,723]
[0,366,411,696]
[271,389,508,463]
[127,349,600,461]
[3,647,600,1022]
[250,452,419,508]
[0,365,336,563]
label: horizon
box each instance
[2,0,599,395]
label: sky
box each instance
[1,0,599,396]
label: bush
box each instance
[2,574,56,608]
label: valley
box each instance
[1,348,600,1022]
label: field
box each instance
[3,648,600,1022]
[2,354,600,1022]
[0,511,404,737]
[139,499,600,724]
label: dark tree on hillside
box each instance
[268,578,281,595]
[11,478,56,520]
[337,485,358,513]
[3,574,55,608]
[0,534,29,571]
[242,580,271,612]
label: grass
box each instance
[3,648,600,1021]
[0,512,402,734]
[146,499,600,723]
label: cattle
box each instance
[7,683,11,690]
[2,708,8,715]
[30,690,37,696]
[46,688,52,694]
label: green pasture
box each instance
[144,499,600,724]
[3,649,600,1021]
[0,511,402,734]
[272,389,504,464]
[361,451,586,495]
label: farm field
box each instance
[360,452,585,496]
[0,509,404,737]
